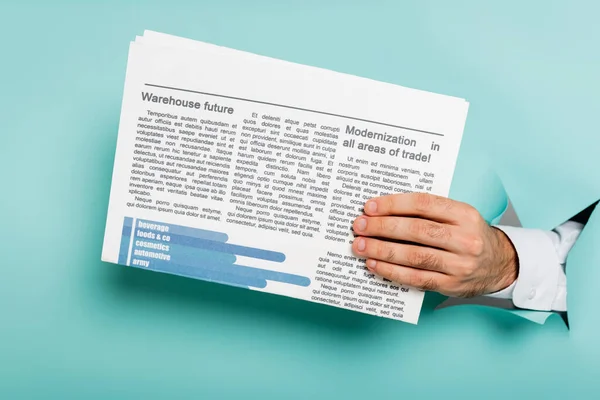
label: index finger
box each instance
[363,192,470,224]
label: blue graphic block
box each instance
[137,219,228,242]
[117,217,134,265]
[120,217,311,290]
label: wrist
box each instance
[488,226,519,293]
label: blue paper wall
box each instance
[1,1,597,398]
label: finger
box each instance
[353,215,462,252]
[363,192,474,225]
[352,236,457,273]
[365,259,448,293]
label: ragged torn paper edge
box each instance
[436,298,555,325]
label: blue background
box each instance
[1,1,598,398]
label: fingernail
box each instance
[356,238,366,252]
[365,201,377,214]
[366,259,377,271]
[355,217,367,232]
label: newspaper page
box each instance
[101,32,469,324]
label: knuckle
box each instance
[421,277,439,292]
[407,249,439,269]
[407,273,423,288]
[424,222,451,241]
[434,196,454,212]
[465,206,482,224]
[408,219,426,238]
[409,220,451,242]
[385,248,396,263]
[411,275,438,292]
[443,281,463,297]
[465,235,485,256]
[377,217,387,233]
[378,217,397,235]
[386,196,397,213]
[389,267,404,284]
[413,192,432,212]
[375,241,396,263]
[406,249,422,266]
[460,259,478,277]
[385,247,396,263]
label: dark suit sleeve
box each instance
[571,201,599,225]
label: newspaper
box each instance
[101,31,470,324]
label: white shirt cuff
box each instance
[486,279,515,300]
[487,223,581,312]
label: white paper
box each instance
[102,31,470,324]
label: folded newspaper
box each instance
[102,31,470,324]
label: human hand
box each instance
[351,193,518,297]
